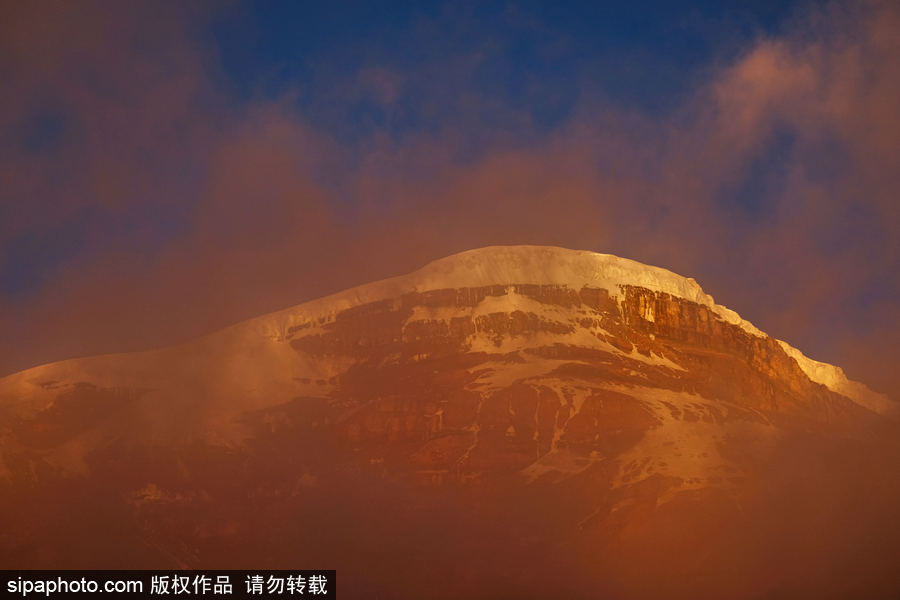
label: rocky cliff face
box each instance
[1,246,897,598]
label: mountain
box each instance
[2,245,898,598]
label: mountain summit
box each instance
[2,245,898,598]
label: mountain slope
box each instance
[1,245,898,598]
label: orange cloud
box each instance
[1,1,898,402]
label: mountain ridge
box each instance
[3,245,890,416]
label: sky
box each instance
[1,0,898,398]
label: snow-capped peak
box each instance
[253,245,764,336]
[245,245,890,415]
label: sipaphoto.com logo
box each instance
[6,575,142,597]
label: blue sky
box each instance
[210,1,798,140]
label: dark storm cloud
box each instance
[1,1,897,401]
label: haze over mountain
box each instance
[2,246,898,598]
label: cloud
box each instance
[1,1,897,401]
[356,67,404,106]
